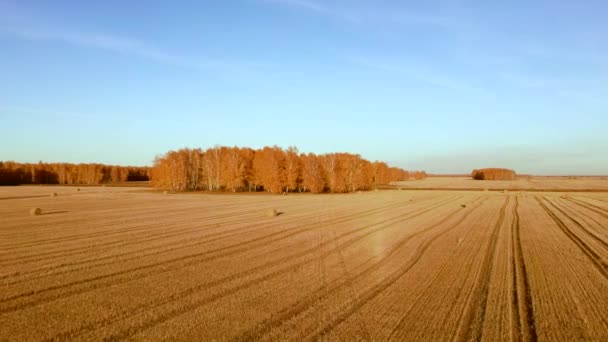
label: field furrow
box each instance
[509,196,538,342]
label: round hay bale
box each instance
[267,209,278,217]
[76,188,80,191]
[374,188,379,193]
[50,192,58,197]
[460,204,467,208]
[30,208,42,216]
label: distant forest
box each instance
[0,146,427,193]
[151,146,425,193]
[471,168,517,180]
[0,161,149,186]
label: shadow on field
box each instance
[41,211,69,215]
[0,195,49,200]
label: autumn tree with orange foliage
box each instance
[343,154,369,192]
[0,161,149,186]
[150,146,413,193]
[150,149,200,191]
[301,153,326,193]
[471,168,516,180]
[411,170,428,180]
[220,146,250,192]
[285,146,302,192]
[0,146,413,192]
[322,154,346,193]
[372,162,390,188]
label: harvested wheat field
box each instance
[394,176,608,191]
[1,186,607,341]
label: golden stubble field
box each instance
[394,176,608,191]
[1,185,607,341]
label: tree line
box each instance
[0,161,150,186]
[471,168,516,180]
[151,146,426,193]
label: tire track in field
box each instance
[544,198,608,250]
[556,199,608,245]
[2,191,340,244]
[510,196,537,342]
[2,196,432,277]
[0,195,50,201]
[329,229,372,340]
[0,193,237,229]
[0,196,443,313]
[47,196,463,340]
[0,199,193,234]
[535,196,608,279]
[385,197,493,341]
[561,199,608,233]
[1,194,425,252]
[0,195,268,237]
[0,204,291,266]
[1,194,377,264]
[314,223,329,333]
[452,196,509,342]
[0,204,214,249]
[0,201,266,250]
[0,200,265,240]
[107,196,472,341]
[243,197,484,341]
[300,197,487,342]
[0,203,318,280]
[566,198,608,220]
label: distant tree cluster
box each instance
[151,146,420,193]
[471,168,516,180]
[411,170,428,180]
[0,161,150,186]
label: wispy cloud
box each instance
[497,70,607,104]
[264,0,327,14]
[3,26,248,73]
[261,0,361,22]
[351,58,483,93]
[262,0,460,29]
[0,3,207,70]
[497,71,554,89]
[0,104,93,120]
[361,9,458,29]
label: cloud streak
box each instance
[1,25,256,75]
[351,58,483,93]
[3,28,227,70]
[497,70,608,104]
[0,103,94,120]
[264,0,327,14]
[261,0,361,22]
[262,0,461,29]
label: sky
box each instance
[0,0,607,175]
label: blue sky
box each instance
[0,0,606,174]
